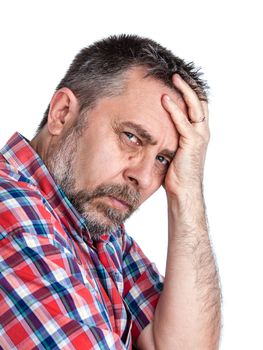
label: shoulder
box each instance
[0,169,57,239]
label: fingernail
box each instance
[164,95,171,101]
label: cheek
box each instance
[76,141,125,186]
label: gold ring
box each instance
[191,116,206,123]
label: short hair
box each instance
[37,34,208,131]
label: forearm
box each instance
[152,189,221,349]
[137,74,220,350]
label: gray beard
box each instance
[65,183,140,240]
[45,126,140,240]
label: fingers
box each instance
[162,95,194,139]
[162,95,210,144]
[162,74,210,143]
[172,74,209,123]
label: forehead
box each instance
[85,66,185,151]
[121,66,187,114]
[108,67,182,149]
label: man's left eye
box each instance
[156,155,170,166]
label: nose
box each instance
[123,155,156,191]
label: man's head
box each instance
[38,34,208,131]
[33,34,208,239]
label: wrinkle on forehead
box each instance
[122,66,187,114]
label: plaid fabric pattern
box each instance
[0,133,163,349]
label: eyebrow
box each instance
[120,121,157,145]
[118,121,176,161]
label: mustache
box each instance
[71,183,141,210]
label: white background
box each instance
[0,1,262,348]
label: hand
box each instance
[162,74,210,199]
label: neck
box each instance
[30,127,52,163]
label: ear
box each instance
[47,87,79,135]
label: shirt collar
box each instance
[1,132,94,245]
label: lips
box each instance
[108,196,131,210]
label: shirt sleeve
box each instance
[0,188,127,349]
[121,228,164,342]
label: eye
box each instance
[156,155,170,167]
[123,132,141,145]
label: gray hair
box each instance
[37,34,208,131]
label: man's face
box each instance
[47,68,186,239]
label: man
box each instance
[0,35,221,349]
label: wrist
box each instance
[166,185,204,208]
[166,187,207,233]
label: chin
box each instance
[82,203,121,235]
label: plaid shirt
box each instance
[0,133,163,349]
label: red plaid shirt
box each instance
[0,133,163,349]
